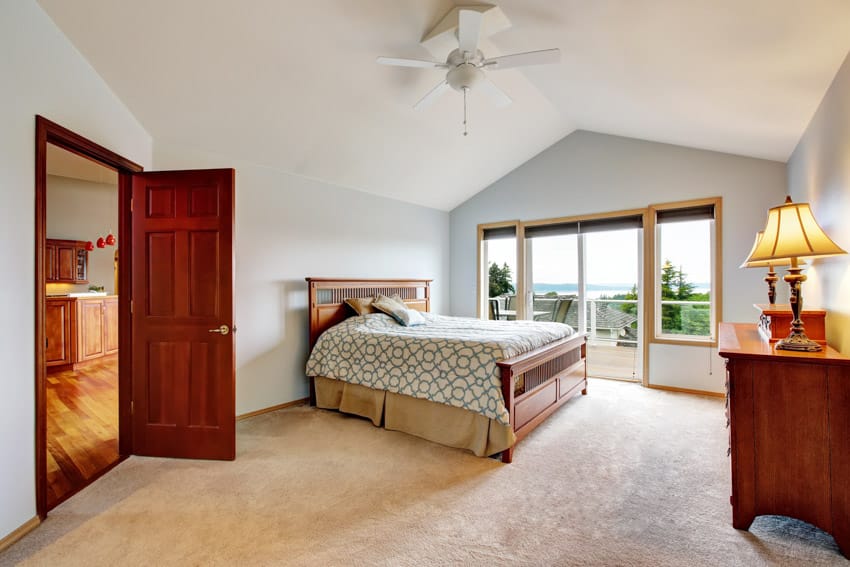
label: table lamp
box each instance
[743,196,846,352]
[740,230,801,305]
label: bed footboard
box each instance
[497,333,587,463]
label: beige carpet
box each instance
[2,379,846,566]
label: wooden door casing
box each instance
[35,115,144,520]
[131,169,235,460]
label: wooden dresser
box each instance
[718,322,850,557]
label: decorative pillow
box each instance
[344,296,379,316]
[372,294,426,326]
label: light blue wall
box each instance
[0,0,152,541]
[449,130,786,392]
[154,142,450,415]
[787,50,850,354]
[450,130,786,321]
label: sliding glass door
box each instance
[523,215,643,381]
[583,226,642,381]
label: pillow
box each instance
[344,296,379,316]
[372,294,426,326]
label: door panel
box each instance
[103,297,119,354]
[131,169,235,460]
[57,246,75,281]
[46,244,57,282]
[45,299,73,366]
[77,299,105,361]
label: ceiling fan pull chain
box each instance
[463,87,469,136]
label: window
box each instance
[651,200,719,342]
[479,223,519,320]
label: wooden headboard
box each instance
[305,278,432,348]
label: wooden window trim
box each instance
[477,221,522,319]
[645,197,722,353]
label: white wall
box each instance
[450,130,786,392]
[154,143,450,415]
[787,50,850,354]
[0,0,152,542]
[46,175,119,295]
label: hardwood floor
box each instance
[46,356,120,509]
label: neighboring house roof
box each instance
[565,302,637,331]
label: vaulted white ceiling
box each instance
[37,0,850,210]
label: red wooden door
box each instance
[131,169,235,460]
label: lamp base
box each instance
[776,332,823,352]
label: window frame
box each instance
[646,197,722,347]
[477,220,523,319]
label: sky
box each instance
[486,220,711,289]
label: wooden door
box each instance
[77,299,105,361]
[103,297,119,355]
[131,169,235,460]
[45,299,73,366]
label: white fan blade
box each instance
[483,48,561,70]
[457,9,482,56]
[376,56,447,69]
[478,78,512,108]
[414,81,451,110]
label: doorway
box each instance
[44,143,122,508]
[35,116,237,519]
[35,116,142,517]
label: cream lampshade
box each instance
[743,196,847,351]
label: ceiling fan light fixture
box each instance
[377,5,561,134]
[447,63,484,92]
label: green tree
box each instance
[488,262,515,297]
[659,259,710,335]
[674,266,695,300]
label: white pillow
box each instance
[396,307,427,327]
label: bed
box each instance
[305,278,587,463]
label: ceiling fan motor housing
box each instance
[447,63,484,91]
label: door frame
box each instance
[34,115,143,518]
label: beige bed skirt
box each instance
[314,376,516,458]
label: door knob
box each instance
[208,324,230,335]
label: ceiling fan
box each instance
[377,7,560,135]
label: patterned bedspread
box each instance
[305,313,575,425]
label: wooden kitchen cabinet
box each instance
[45,298,75,367]
[77,298,106,361]
[718,322,850,558]
[103,297,119,355]
[45,239,88,284]
[46,296,118,371]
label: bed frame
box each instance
[305,278,587,463]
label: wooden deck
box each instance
[587,341,640,381]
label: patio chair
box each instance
[551,297,574,324]
[488,299,501,321]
